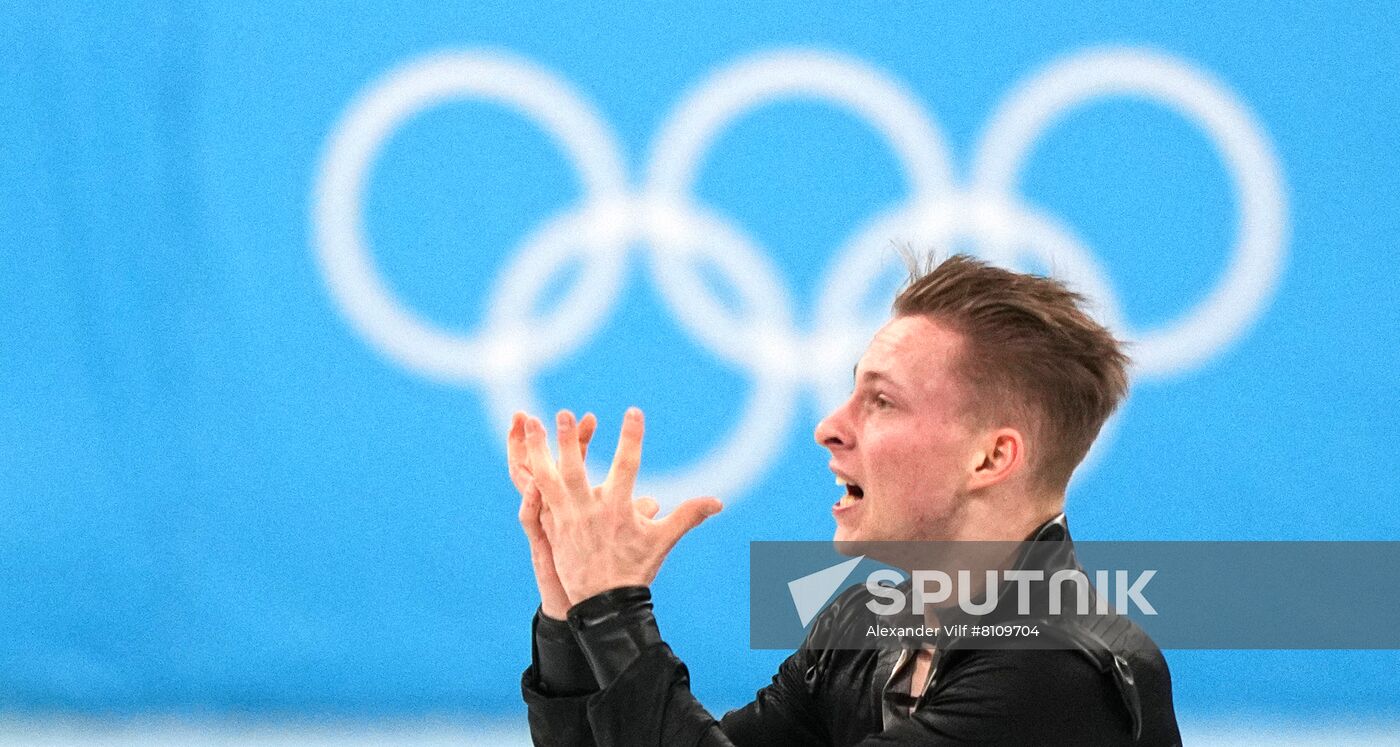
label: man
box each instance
[508,254,1181,745]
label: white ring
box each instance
[971,47,1288,378]
[312,50,628,384]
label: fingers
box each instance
[605,407,645,500]
[521,407,644,509]
[506,412,533,493]
[633,496,660,519]
[555,410,591,495]
[655,496,723,554]
[512,411,593,488]
[578,412,597,461]
[522,415,563,500]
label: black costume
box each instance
[522,516,1181,745]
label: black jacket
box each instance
[522,516,1181,745]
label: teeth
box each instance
[837,494,857,509]
[835,476,847,487]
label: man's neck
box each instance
[953,500,1064,543]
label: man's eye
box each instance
[873,394,893,409]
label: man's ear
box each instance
[966,427,1023,490]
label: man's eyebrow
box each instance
[852,367,899,387]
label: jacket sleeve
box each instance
[520,609,599,746]
[566,586,828,746]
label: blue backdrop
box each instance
[3,0,1398,725]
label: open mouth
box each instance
[835,477,865,508]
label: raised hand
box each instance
[523,408,723,604]
[507,410,595,620]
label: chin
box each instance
[833,537,864,557]
[833,522,883,547]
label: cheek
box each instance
[874,430,965,492]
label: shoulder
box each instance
[919,646,1136,744]
[928,617,1179,745]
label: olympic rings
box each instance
[312,46,1288,506]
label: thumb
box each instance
[633,496,660,519]
[656,496,723,549]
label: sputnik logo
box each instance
[788,555,865,627]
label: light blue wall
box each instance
[3,0,1397,719]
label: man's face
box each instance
[814,315,982,543]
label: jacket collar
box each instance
[875,512,1081,636]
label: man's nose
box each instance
[814,404,851,450]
